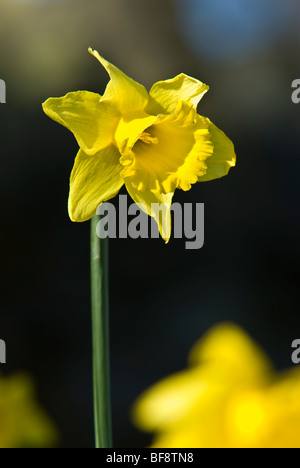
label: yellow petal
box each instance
[226,390,269,447]
[0,374,57,448]
[132,368,204,432]
[68,145,124,222]
[197,119,236,182]
[125,180,174,242]
[189,323,272,383]
[147,73,209,115]
[121,102,213,194]
[42,91,118,155]
[115,111,158,154]
[89,48,149,114]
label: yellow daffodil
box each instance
[0,373,57,448]
[43,49,236,240]
[133,324,300,448]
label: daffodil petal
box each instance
[132,369,204,432]
[115,112,158,153]
[197,120,236,182]
[89,48,149,114]
[125,180,174,242]
[69,145,124,222]
[42,91,118,155]
[147,73,209,115]
[189,324,272,382]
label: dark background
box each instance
[0,0,299,448]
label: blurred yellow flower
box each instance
[43,49,236,241]
[0,373,57,448]
[133,324,300,448]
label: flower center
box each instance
[120,102,213,193]
[138,131,159,145]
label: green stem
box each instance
[91,215,112,448]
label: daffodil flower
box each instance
[0,373,57,448]
[133,324,300,448]
[43,49,236,240]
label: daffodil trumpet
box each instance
[42,48,236,449]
